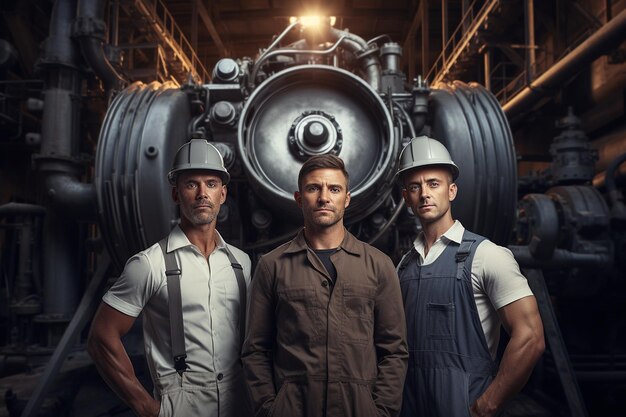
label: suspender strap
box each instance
[158,238,187,374]
[223,245,247,348]
[398,248,418,272]
[455,239,475,280]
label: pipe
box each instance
[0,203,46,216]
[509,245,612,268]
[44,173,96,222]
[75,0,125,92]
[503,8,626,119]
[37,0,78,70]
[329,27,382,91]
[36,0,88,318]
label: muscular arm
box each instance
[471,295,545,417]
[88,303,160,417]
[241,258,277,417]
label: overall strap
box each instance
[455,231,486,280]
[455,239,476,280]
[158,238,187,375]
[398,248,418,272]
[223,245,247,348]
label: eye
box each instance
[306,185,319,192]
[408,184,420,192]
[429,181,439,188]
[330,186,341,193]
[207,181,218,188]
[185,182,198,189]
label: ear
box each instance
[344,191,351,208]
[401,188,409,203]
[294,191,302,208]
[220,185,227,204]
[448,182,458,202]
[172,187,180,204]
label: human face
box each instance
[294,168,351,230]
[173,170,226,227]
[401,166,457,226]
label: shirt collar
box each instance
[413,219,465,251]
[284,228,361,256]
[166,224,227,253]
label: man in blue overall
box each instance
[396,136,545,417]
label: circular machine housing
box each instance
[238,65,398,223]
[95,81,191,269]
[429,80,518,245]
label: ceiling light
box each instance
[289,15,336,27]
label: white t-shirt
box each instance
[103,225,252,383]
[399,220,533,358]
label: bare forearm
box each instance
[88,340,159,417]
[472,332,545,416]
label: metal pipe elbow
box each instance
[44,173,96,222]
[328,27,381,91]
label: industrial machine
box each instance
[1,1,625,416]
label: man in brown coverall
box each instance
[242,154,408,417]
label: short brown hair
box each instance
[298,154,349,191]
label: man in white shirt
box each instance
[88,139,251,417]
[396,136,545,417]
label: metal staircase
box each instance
[120,0,211,83]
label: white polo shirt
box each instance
[401,220,533,358]
[103,225,252,383]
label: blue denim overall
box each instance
[398,231,497,417]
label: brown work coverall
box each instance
[242,229,408,417]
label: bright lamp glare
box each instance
[300,15,322,27]
[289,15,336,28]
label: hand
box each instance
[470,397,497,417]
[142,398,161,417]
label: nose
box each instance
[196,183,209,199]
[318,186,331,203]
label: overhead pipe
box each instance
[75,0,125,93]
[329,27,382,91]
[249,22,382,92]
[503,8,626,120]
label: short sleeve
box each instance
[473,240,534,310]
[102,251,160,317]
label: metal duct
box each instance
[429,81,518,245]
[329,27,382,92]
[75,0,125,92]
[35,0,85,318]
[95,81,190,270]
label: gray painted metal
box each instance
[238,65,398,223]
[430,80,517,245]
[95,81,190,270]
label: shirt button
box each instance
[322,281,328,287]
[217,373,224,381]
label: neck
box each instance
[303,223,345,249]
[421,216,455,255]
[179,221,218,257]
